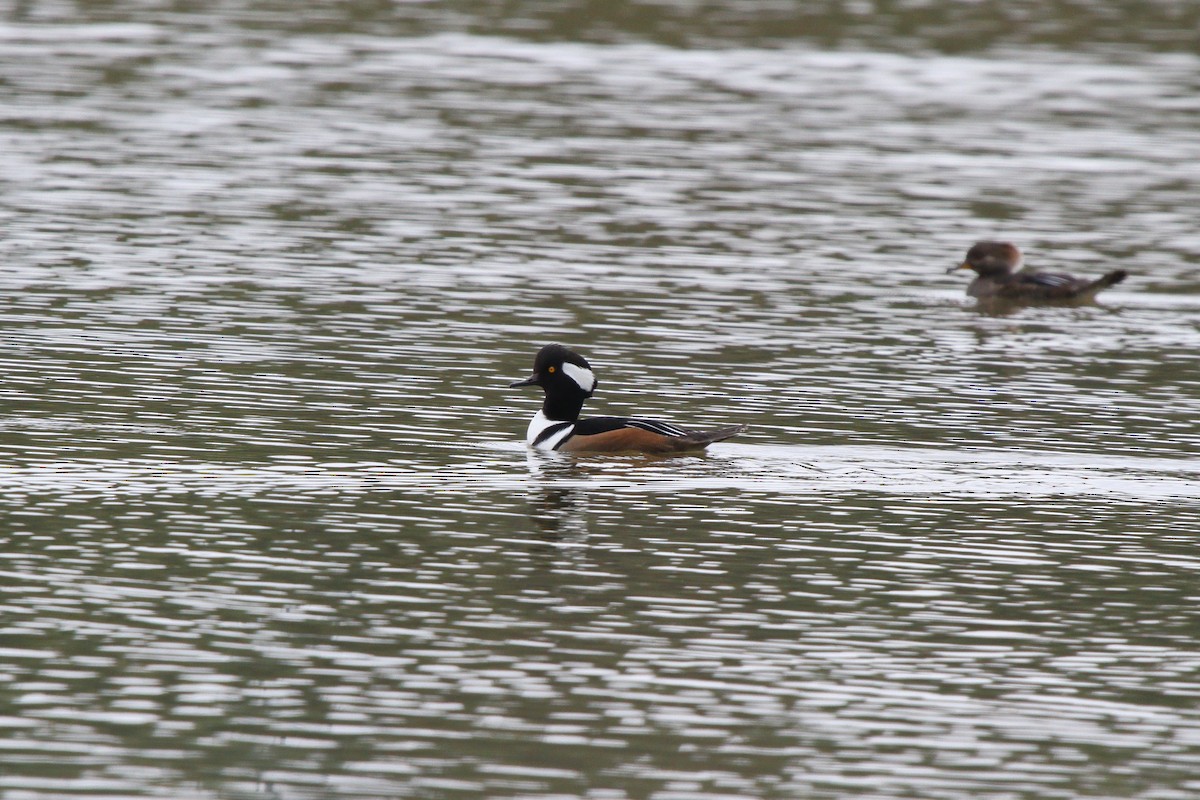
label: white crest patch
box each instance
[562,362,596,394]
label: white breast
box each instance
[526,410,575,450]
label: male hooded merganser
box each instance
[509,344,747,453]
[949,241,1127,303]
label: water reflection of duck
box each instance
[526,473,589,542]
[509,344,746,454]
[948,241,1127,304]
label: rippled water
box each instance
[2,3,1200,799]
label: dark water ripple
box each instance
[2,450,1199,797]
[1,10,1199,800]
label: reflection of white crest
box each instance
[562,362,596,394]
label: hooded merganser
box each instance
[509,344,747,454]
[949,241,1127,303]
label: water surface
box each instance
[1,4,1199,799]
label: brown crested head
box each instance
[952,241,1023,277]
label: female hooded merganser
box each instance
[949,241,1127,303]
[509,344,747,453]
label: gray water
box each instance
[2,3,1200,799]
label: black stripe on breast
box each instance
[534,422,574,447]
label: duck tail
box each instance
[676,424,748,450]
[1079,269,1128,299]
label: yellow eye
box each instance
[547,366,556,373]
